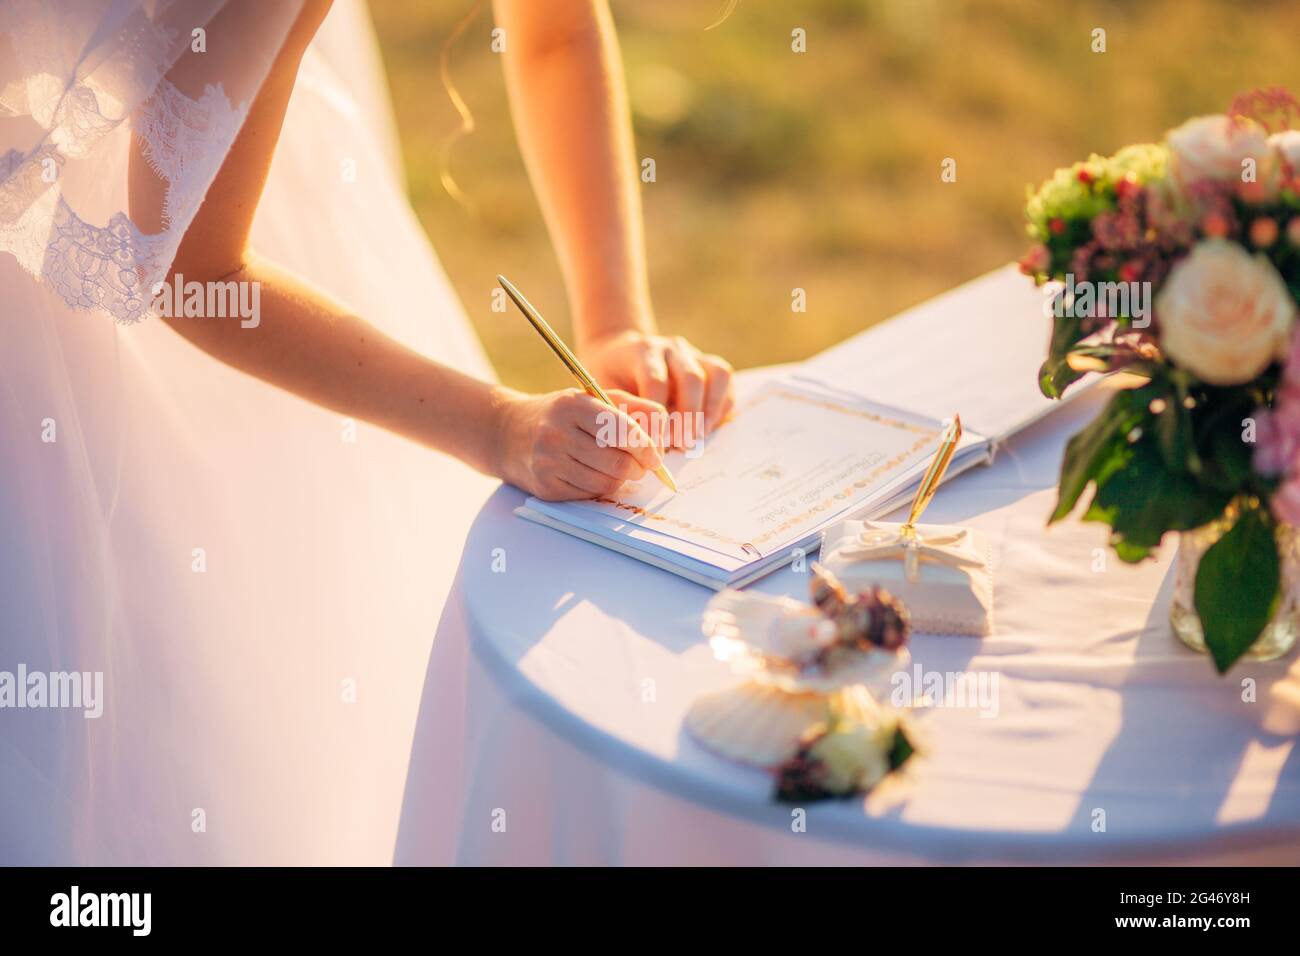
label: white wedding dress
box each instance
[0,0,496,864]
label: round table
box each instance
[395,380,1300,866]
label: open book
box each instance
[517,265,1092,589]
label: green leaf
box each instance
[1194,506,1281,674]
[888,725,915,770]
[1156,379,1199,476]
[1050,388,1147,523]
[1193,387,1259,494]
[1086,439,1232,554]
[1038,305,1087,399]
[1111,538,1153,563]
[1039,354,1085,400]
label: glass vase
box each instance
[1170,510,1300,662]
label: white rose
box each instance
[1156,239,1295,385]
[1270,129,1300,172]
[808,721,891,794]
[1167,115,1275,197]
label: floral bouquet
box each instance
[1019,89,1300,673]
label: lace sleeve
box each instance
[0,0,303,324]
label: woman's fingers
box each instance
[521,371,730,503]
[606,389,669,448]
[632,342,671,406]
[578,332,735,443]
[609,389,666,418]
[664,338,707,418]
[567,439,646,484]
[560,456,630,496]
[563,391,664,472]
[543,475,609,502]
[508,389,665,501]
[556,479,599,501]
[700,354,735,431]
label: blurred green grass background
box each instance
[370,0,1300,392]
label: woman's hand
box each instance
[578,331,735,435]
[493,387,670,501]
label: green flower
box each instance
[1107,142,1169,184]
[1024,143,1169,243]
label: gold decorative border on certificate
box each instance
[593,389,941,550]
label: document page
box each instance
[563,383,947,560]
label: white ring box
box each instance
[818,519,993,636]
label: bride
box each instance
[0,0,732,863]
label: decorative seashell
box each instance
[685,682,889,768]
[703,589,829,665]
[685,683,829,767]
[701,588,909,695]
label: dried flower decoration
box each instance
[809,563,910,653]
[1227,87,1300,134]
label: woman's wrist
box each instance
[482,383,525,483]
[407,369,522,484]
[572,292,656,352]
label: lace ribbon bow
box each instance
[837,523,984,584]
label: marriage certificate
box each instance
[565,383,945,561]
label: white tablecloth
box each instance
[395,378,1300,866]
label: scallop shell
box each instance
[685,682,885,768]
[702,588,908,695]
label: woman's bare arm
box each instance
[125,2,507,476]
[127,0,663,500]
[494,0,734,429]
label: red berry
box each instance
[1049,218,1066,236]
[1250,217,1279,248]
[1201,211,1231,239]
[1286,218,1300,247]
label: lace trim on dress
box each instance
[135,79,247,230]
[0,78,248,324]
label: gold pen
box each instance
[900,414,962,539]
[497,275,677,493]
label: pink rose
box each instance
[1167,115,1277,200]
[1273,476,1300,526]
[1269,129,1300,175]
[1254,409,1300,476]
[1155,239,1295,385]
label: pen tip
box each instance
[655,465,678,494]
